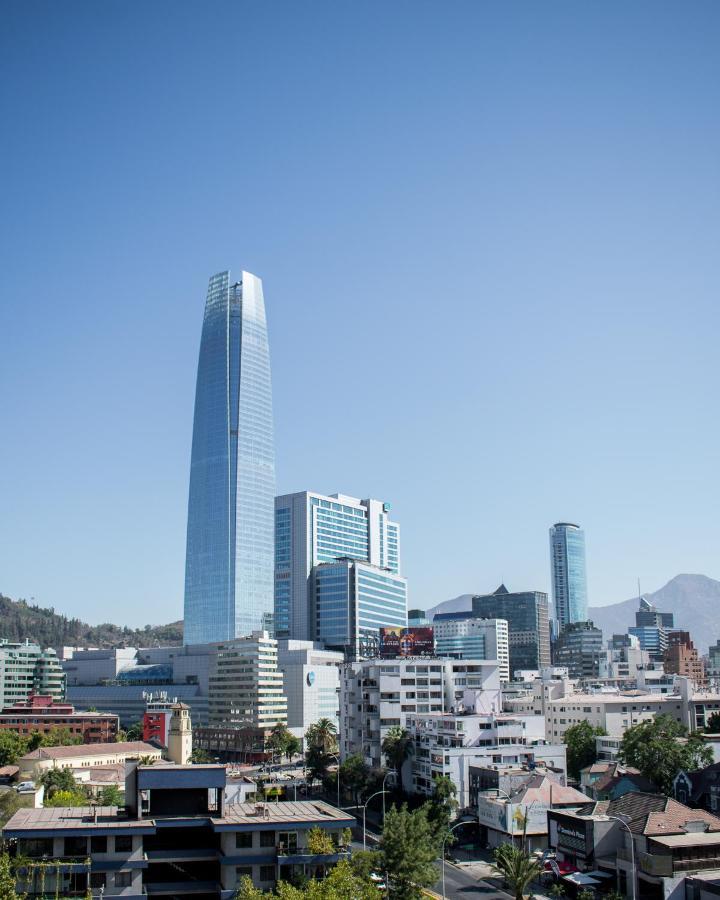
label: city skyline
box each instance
[1,4,719,627]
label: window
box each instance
[236,832,253,848]
[115,872,132,888]
[64,836,87,856]
[236,866,253,878]
[90,874,105,889]
[260,865,276,882]
[91,836,107,854]
[278,831,298,852]
[260,831,275,847]
[19,839,53,858]
[114,835,133,853]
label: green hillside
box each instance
[0,593,183,650]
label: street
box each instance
[431,860,511,899]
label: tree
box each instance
[284,733,301,761]
[0,853,24,900]
[40,767,79,798]
[381,727,413,790]
[305,719,338,753]
[491,844,542,900]
[98,785,123,806]
[125,721,143,741]
[339,754,370,806]
[423,775,458,846]
[563,721,606,780]
[350,849,382,882]
[267,723,295,761]
[618,714,713,793]
[27,728,82,749]
[379,804,439,900]
[549,885,566,897]
[234,875,265,900]
[305,744,332,788]
[706,712,720,733]
[0,732,28,767]
[0,791,21,830]
[189,748,213,764]
[306,826,335,855]
[44,789,87,807]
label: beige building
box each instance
[18,740,162,780]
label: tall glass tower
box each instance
[549,522,588,629]
[184,270,275,645]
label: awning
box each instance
[562,872,601,886]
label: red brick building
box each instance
[0,694,118,743]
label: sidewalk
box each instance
[448,853,555,900]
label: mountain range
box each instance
[425,574,720,653]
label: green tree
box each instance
[618,714,713,793]
[491,843,542,900]
[234,875,266,900]
[423,774,458,846]
[189,748,213,764]
[305,744,332,788]
[28,728,82,749]
[44,788,87,807]
[350,849,382,882]
[98,784,123,806]
[563,721,606,780]
[0,732,29,767]
[577,891,595,900]
[706,712,720,733]
[40,767,79,798]
[0,852,24,900]
[305,719,338,752]
[339,754,370,805]
[306,826,335,855]
[125,721,143,741]
[267,723,294,760]
[381,727,413,790]
[549,885,566,897]
[0,791,21,830]
[379,804,439,900]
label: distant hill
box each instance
[588,574,720,653]
[425,593,474,621]
[0,593,183,650]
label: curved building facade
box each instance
[549,522,588,628]
[184,271,275,644]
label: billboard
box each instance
[379,626,434,658]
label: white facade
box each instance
[545,690,686,741]
[339,657,500,769]
[433,617,510,681]
[277,640,342,733]
[274,491,401,642]
[0,640,66,706]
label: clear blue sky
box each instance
[1,2,719,627]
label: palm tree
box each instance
[306,718,338,751]
[381,726,412,788]
[491,843,543,900]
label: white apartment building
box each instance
[432,616,510,681]
[339,657,500,769]
[208,631,287,731]
[276,640,342,733]
[545,690,686,742]
[0,640,66,707]
[404,694,567,807]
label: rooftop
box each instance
[22,741,160,760]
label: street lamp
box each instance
[607,814,636,900]
[441,821,466,900]
[362,789,389,851]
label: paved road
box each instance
[431,860,510,898]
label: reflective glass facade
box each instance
[313,560,407,659]
[273,492,401,642]
[184,271,275,644]
[549,522,588,628]
[471,585,551,675]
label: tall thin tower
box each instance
[184,270,275,644]
[549,521,588,629]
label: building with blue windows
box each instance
[432,615,510,680]
[274,492,402,643]
[184,271,275,645]
[549,522,588,629]
[313,559,407,659]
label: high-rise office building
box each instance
[471,585,551,676]
[274,492,401,641]
[432,615,510,681]
[629,597,674,662]
[313,558,407,658]
[184,271,275,644]
[549,522,588,628]
[551,620,603,679]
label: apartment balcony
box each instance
[145,882,219,895]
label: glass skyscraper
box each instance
[184,271,275,645]
[549,522,588,628]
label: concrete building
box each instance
[552,621,604,680]
[470,585,551,675]
[339,657,500,769]
[208,632,287,731]
[432,615,510,681]
[274,491,401,642]
[4,764,355,898]
[599,633,652,684]
[665,631,707,689]
[17,741,163,781]
[0,694,118,743]
[0,640,65,706]
[276,641,342,733]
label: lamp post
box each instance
[362,789,389,851]
[328,753,341,809]
[441,821,466,900]
[607,815,635,900]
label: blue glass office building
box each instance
[184,271,275,644]
[549,522,588,628]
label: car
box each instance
[15,781,35,792]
